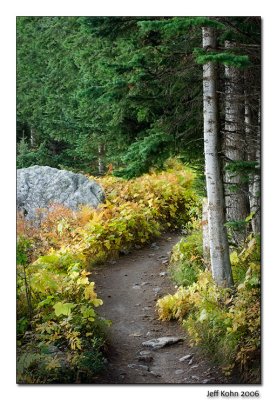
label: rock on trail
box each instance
[91,233,229,384]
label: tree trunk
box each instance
[30,127,36,148]
[223,41,249,244]
[98,143,105,175]
[202,27,233,287]
[202,198,210,269]
[246,98,260,235]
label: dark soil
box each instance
[90,232,230,384]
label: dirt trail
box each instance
[91,233,229,384]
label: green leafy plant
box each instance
[17,167,199,383]
[157,235,261,383]
[169,230,204,286]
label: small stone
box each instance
[191,375,200,381]
[142,336,184,349]
[149,371,161,378]
[141,282,150,286]
[139,350,151,356]
[108,260,117,265]
[135,303,141,307]
[132,284,141,289]
[190,364,199,369]
[179,354,193,362]
[153,287,161,293]
[175,369,184,375]
[188,359,193,365]
[161,260,168,265]
[129,332,142,337]
[128,364,149,371]
[159,271,167,276]
[202,379,212,384]
[148,253,155,257]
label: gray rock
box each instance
[191,375,200,381]
[17,166,105,220]
[179,354,193,362]
[175,369,184,375]
[128,364,149,371]
[202,378,212,384]
[142,336,184,349]
[149,371,161,378]
[139,350,151,356]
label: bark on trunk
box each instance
[202,198,210,269]
[30,127,36,148]
[224,41,249,244]
[98,143,105,175]
[246,100,260,235]
[202,27,233,287]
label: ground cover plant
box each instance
[16,167,198,383]
[157,232,261,383]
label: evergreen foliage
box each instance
[16,16,261,383]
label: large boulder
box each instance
[17,166,105,219]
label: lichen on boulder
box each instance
[17,165,105,219]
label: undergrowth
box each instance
[157,232,261,383]
[17,167,198,383]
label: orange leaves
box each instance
[18,169,198,268]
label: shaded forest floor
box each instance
[90,233,231,384]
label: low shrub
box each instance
[169,230,204,286]
[17,246,108,383]
[156,234,261,383]
[17,167,199,383]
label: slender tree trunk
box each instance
[98,143,105,175]
[202,197,210,269]
[245,72,261,235]
[223,41,249,244]
[251,103,261,234]
[202,27,233,287]
[30,127,36,148]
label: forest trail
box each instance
[91,233,229,384]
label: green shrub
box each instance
[169,230,204,286]
[157,235,261,383]
[17,168,199,383]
